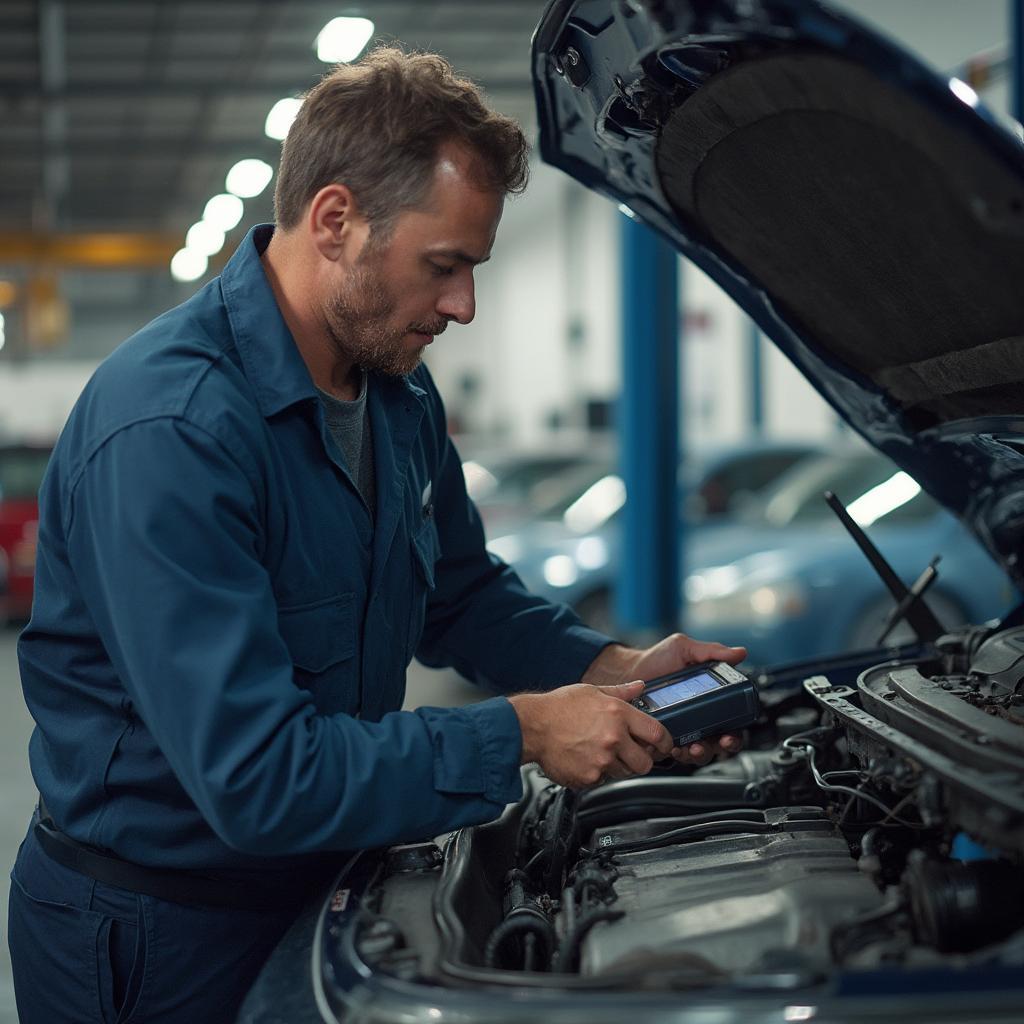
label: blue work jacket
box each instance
[18,224,610,874]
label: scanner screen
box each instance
[645,671,721,709]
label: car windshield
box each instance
[753,451,937,528]
[0,447,52,502]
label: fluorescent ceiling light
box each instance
[203,193,244,233]
[170,248,208,283]
[265,97,302,141]
[316,16,374,63]
[185,221,225,257]
[225,159,273,199]
[0,311,5,353]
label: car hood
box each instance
[532,0,1024,590]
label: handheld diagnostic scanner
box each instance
[630,661,760,746]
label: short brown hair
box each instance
[274,45,530,232]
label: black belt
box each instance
[33,810,333,912]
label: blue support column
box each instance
[1013,0,1024,122]
[616,215,680,635]
[748,320,764,436]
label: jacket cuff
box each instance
[417,697,524,805]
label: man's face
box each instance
[323,145,504,377]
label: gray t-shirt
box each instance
[317,371,375,518]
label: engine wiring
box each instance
[784,731,928,829]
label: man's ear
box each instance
[306,183,371,265]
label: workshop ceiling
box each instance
[0,0,545,361]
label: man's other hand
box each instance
[581,632,750,767]
[508,681,674,789]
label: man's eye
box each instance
[431,263,455,277]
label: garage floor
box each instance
[0,624,483,1023]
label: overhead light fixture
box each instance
[0,310,6,353]
[225,158,273,199]
[316,16,374,63]
[203,193,244,233]
[170,248,208,283]
[265,97,302,141]
[185,221,225,257]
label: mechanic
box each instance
[8,47,745,1023]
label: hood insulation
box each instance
[655,52,1024,430]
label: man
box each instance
[9,48,745,1022]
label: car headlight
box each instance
[543,555,579,588]
[686,570,808,628]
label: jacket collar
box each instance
[219,223,318,419]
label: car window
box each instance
[0,448,52,502]
[696,448,814,517]
[758,452,936,527]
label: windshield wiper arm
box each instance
[823,490,945,644]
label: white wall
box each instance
[0,361,95,441]
[425,162,620,446]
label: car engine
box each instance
[337,621,1024,1004]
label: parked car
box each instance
[241,2,1024,1021]
[499,444,1016,663]
[487,438,828,635]
[0,441,52,623]
[460,444,615,535]
[465,437,818,540]
[683,448,1017,664]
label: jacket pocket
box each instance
[277,594,356,674]
[411,518,441,591]
[406,519,441,663]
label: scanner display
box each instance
[643,671,721,709]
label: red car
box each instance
[0,442,53,623]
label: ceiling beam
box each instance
[0,233,181,269]
[0,75,531,102]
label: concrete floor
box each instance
[0,623,481,1023]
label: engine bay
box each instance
[333,621,1024,1006]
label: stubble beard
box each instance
[323,251,442,378]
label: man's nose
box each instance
[437,275,475,325]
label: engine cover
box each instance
[580,808,883,977]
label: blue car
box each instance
[486,438,824,631]
[683,448,1018,664]
[495,446,1017,664]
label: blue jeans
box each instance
[8,824,303,1023]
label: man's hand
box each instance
[509,681,674,789]
[581,633,749,767]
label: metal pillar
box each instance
[1013,0,1024,122]
[616,215,680,635]
[747,320,764,435]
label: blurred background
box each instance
[0,1,1021,1018]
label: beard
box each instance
[322,248,447,378]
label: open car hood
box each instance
[532,0,1024,591]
